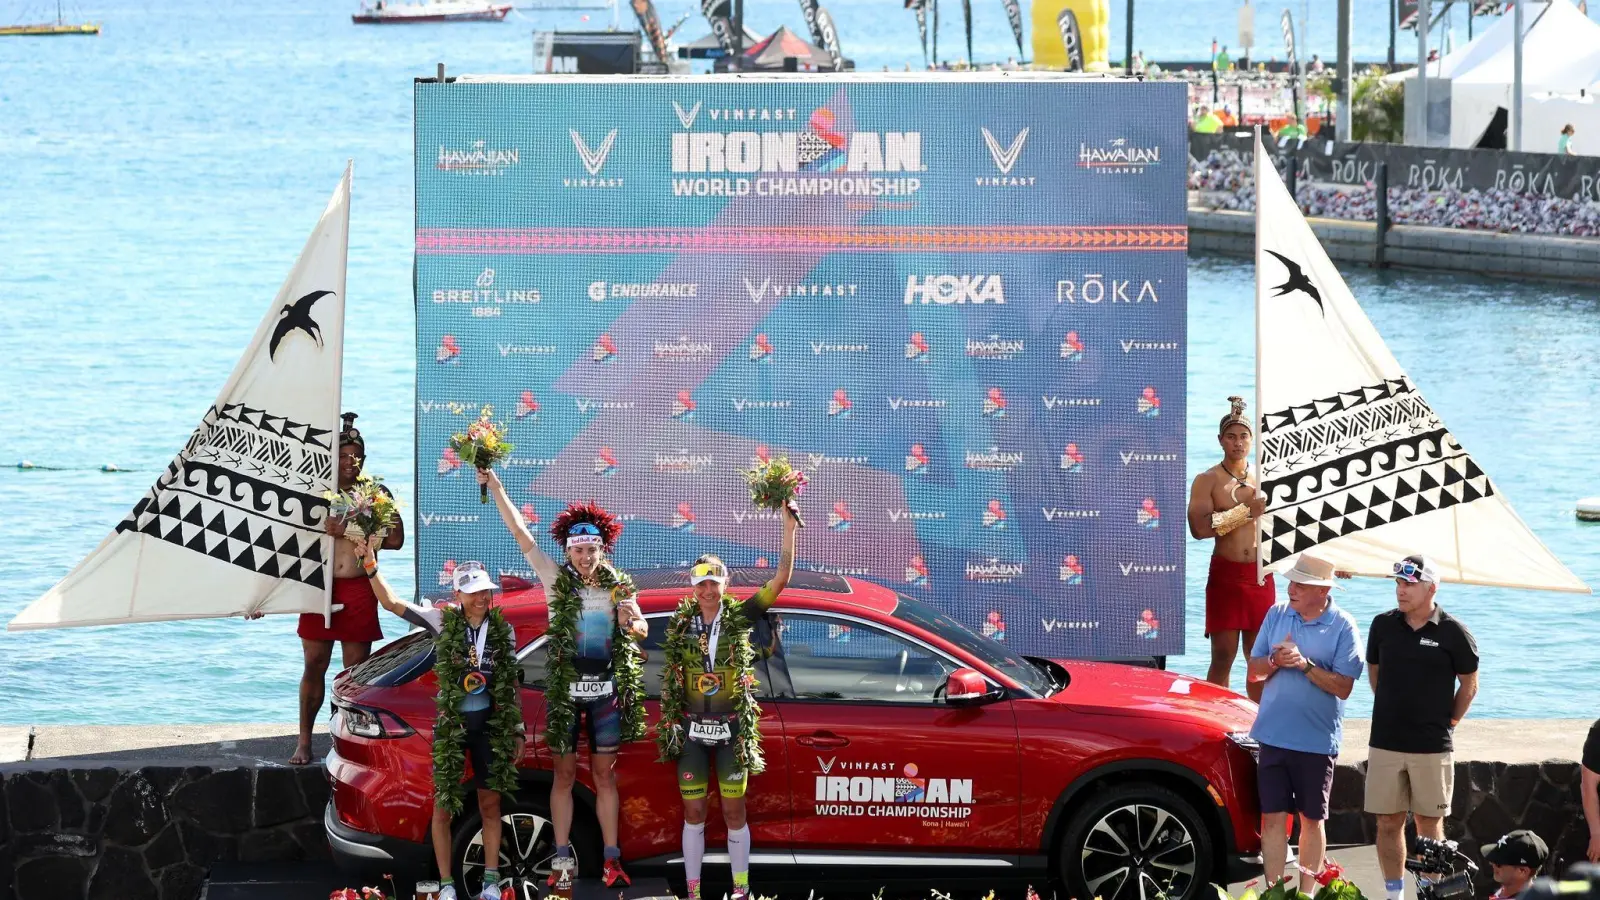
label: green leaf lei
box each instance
[654,595,765,776]
[543,562,647,755]
[431,606,522,815]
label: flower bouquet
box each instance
[450,405,514,503]
[324,475,400,545]
[739,455,807,527]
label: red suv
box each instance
[326,569,1262,900]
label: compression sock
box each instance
[727,825,752,888]
[604,845,621,861]
[556,843,573,859]
[683,821,706,888]
[1386,878,1406,900]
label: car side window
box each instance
[774,613,957,704]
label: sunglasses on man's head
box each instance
[1393,560,1429,581]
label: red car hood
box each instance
[1046,660,1257,732]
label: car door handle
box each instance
[796,732,850,749]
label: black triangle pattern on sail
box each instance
[111,487,326,588]
[1259,376,1418,435]
[214,403,334,450]
[1259,453,1497,566]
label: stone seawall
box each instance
[1188,207,1600,281]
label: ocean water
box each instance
[2,0,1598,725]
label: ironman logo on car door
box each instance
[813,758,976,819]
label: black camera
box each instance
[1524,863,1600,900]
[1405,836,1478,900]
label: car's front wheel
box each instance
[1057,783,1215,900]
[450,796,559,896]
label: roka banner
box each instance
[414,77,1189,660]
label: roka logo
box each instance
[904,275,1004,305]
[570,129,618,176]
[980,127,1028,175]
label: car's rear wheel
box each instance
[450,794,568,896]
[1057,783,1215,900]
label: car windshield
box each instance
[890,594,1054,696]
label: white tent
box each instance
[1388,0,1600,149]
[1520,88,1600,154]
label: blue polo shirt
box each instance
[1249,599,1364,756]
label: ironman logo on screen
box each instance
[670,107,924,198]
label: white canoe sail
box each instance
[1251,139,1587,592]
[9,166,351,631]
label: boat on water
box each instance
[352,0,512,23]
[0,0,99,35]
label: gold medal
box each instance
[463,671,487,694]
[695,672,723,696]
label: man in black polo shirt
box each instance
[1364,554,1479,900]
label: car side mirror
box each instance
[944,668,999,706]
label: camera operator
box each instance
[1483,831,1549,900]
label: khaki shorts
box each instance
[1364,747,1454,816]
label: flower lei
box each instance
[655,595,764,776]
[431,605,521,815]
[543,561,647,754]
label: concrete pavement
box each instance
[22,722,330,766]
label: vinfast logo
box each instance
[497,343,557,358]
[733,508,783,525]
[888,395,946,411]
[1041,506,1101,522]
[593,446,618,477]
[905,332,930,362]
[1041,395,1102,410]
[1078,136,1161,174]
[803,563,872,577]
[905,443,931,475]
[671,390,697,420]
[981,610,1007,642]
[419,513,479,527]
[749,333,774,363]
[827,501,853,531]
[504,455,557,469]
[438,448,463,476]
[417,400,476,416]
[653,449,714,475]
[810,340,870,356]
[741,277,860,303]
[1060,443,1085,473]
[671,502,696,532]
[982,387,1008,418]
[436,335,462,364]
[1056,276,1162,304]
[981,499,1009,529]
[672,102,797,128]
[1059,554,1084,584]
[730,397,793,413]
[1042,617,1099,633]
[1119,561,1179,576]
[671,100,704,128]
[805,452,869,472]
[905,554,929,586]
[966,334,1024,360]
[1121,339,1181,354]
[654,335,713,363]
[515,391,539,419]
[1138,387,1162,417]
[588,281,699,302]
[887,507,946,523]
[592,334,618,363]
[567,129,622,188]
[1060,331,1086,361]
[904,275,1004,305]
[1137,497,1161,529]
[965,447,1022,473]
[828,389,853,418]
[966,557,1024,583]
[574,397,636,416]
[1121,450,1180,466]
[436,140,519,176]
[980,129,1024,173]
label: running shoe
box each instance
[438,886,458,900]
[602,857,632,887]
[730,885,751,900]
[547,855,576,891]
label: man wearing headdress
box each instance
[481,470,647,890]
[1187,396,1271,701]
[289,412,404,765]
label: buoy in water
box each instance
[1579,497,1600,522]
[100,464,123,473]
[15,461,35,470]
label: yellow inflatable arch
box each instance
[1032,0,1111,71]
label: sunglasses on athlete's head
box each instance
[566,522,603,548]
[1393,558,1437,584]
[690,561,728,585]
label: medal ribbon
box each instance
[465,618,489,672]
[694,612,722,674]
